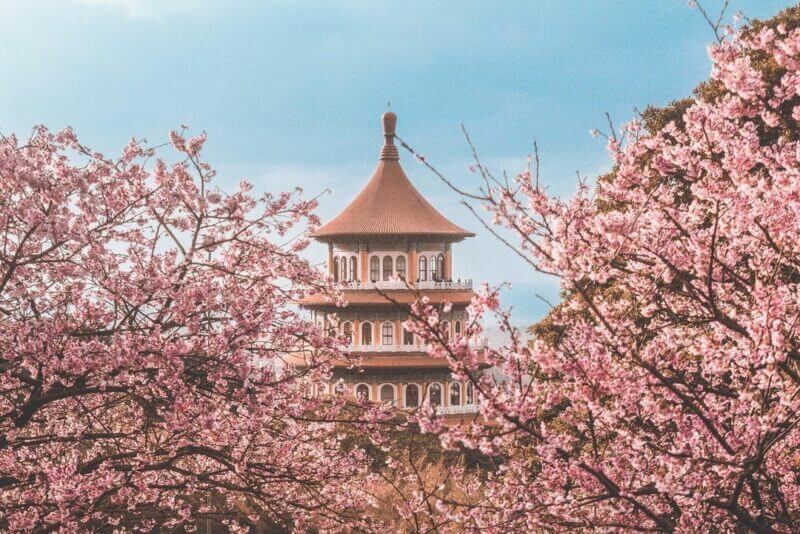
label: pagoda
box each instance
[300,112,485,416]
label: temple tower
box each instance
[300,112,485,416]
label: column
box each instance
[360,244,368,282]
[408,242,417,282]
[444,243,452,280]
[328,243,335,276]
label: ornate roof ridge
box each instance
[311,112,474,241]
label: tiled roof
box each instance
[286,353,489,370]
[311,112,474,241]
[299,289,474,307]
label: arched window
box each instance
[325,321,336,337]
[429,255,437,281]
[454,320,462,336]
[441,321,450,341]
[350,256,358,282]
[334,382,346,395]
[405,384,420,408]
[342,322,353,345]
[333,256,340,282]
[396,255,406,280]
[340,256,348,282]
[380,384,395,404]
[437,254,444,280]
[382,255,393,281]
[361,322,372,346]
[466,382,474,405]
[382,321,394,345]
[450,382,461,406]
[402,325,414,345]
[356,384,370,401]
[428,383,442,407]
[370,256,380,282]
[418,256,427,281]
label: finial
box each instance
[380,110,399,161]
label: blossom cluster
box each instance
[408,21,800,532]
[0,128,373,531]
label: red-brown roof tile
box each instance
[311,112,474,241]
[299,289,474,307]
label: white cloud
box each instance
[74,0,213,20]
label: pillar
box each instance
[360,245,368,282]
[408,242,418,282]
[328,243,335,276]
[444,243,452,280]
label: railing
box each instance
[334,279,473,291]
[345,344,421,353]
[345,337,489,353]
[471,337,490,350]
[436,404,479,415]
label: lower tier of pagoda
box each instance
[287,350,488,370]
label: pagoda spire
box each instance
[311,111,473,240]
[380,111,399,161]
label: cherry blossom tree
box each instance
[0,127,373,532]
[401,9,800,533]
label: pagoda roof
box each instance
[285,353,490,370]
[311,112,474,241]
[299,288,474,308]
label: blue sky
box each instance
[0,0,794,327]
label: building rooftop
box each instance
[311,112,474,241]
[300,288,475,307]
[286,353,489,370]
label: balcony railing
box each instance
[334,279,473,291]
[436,404,480,415]
[346,344,422,353]
[345,337,489,353]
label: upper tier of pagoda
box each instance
[311,112,474,242]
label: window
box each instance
[370,256,380,282]
[382,321,394,345]
[380,384,395,404]
[350,256,358,282]
[429,255,437,281]
[441,321,450,341]
[454,320,462,335]
[466,382,474,405]
[428,383,442,407]
[334,382,346,395]
[396,255,406,280]
[405,384,420,408]
[403,326,414,345]
[450,382,461,406]
[437,254,444,280]
[342,322,353,344]
[356,384,370,401]
[333,256,339,282]
[418,256,427,281]
[382,255,393,281]
[361,322,372,346]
